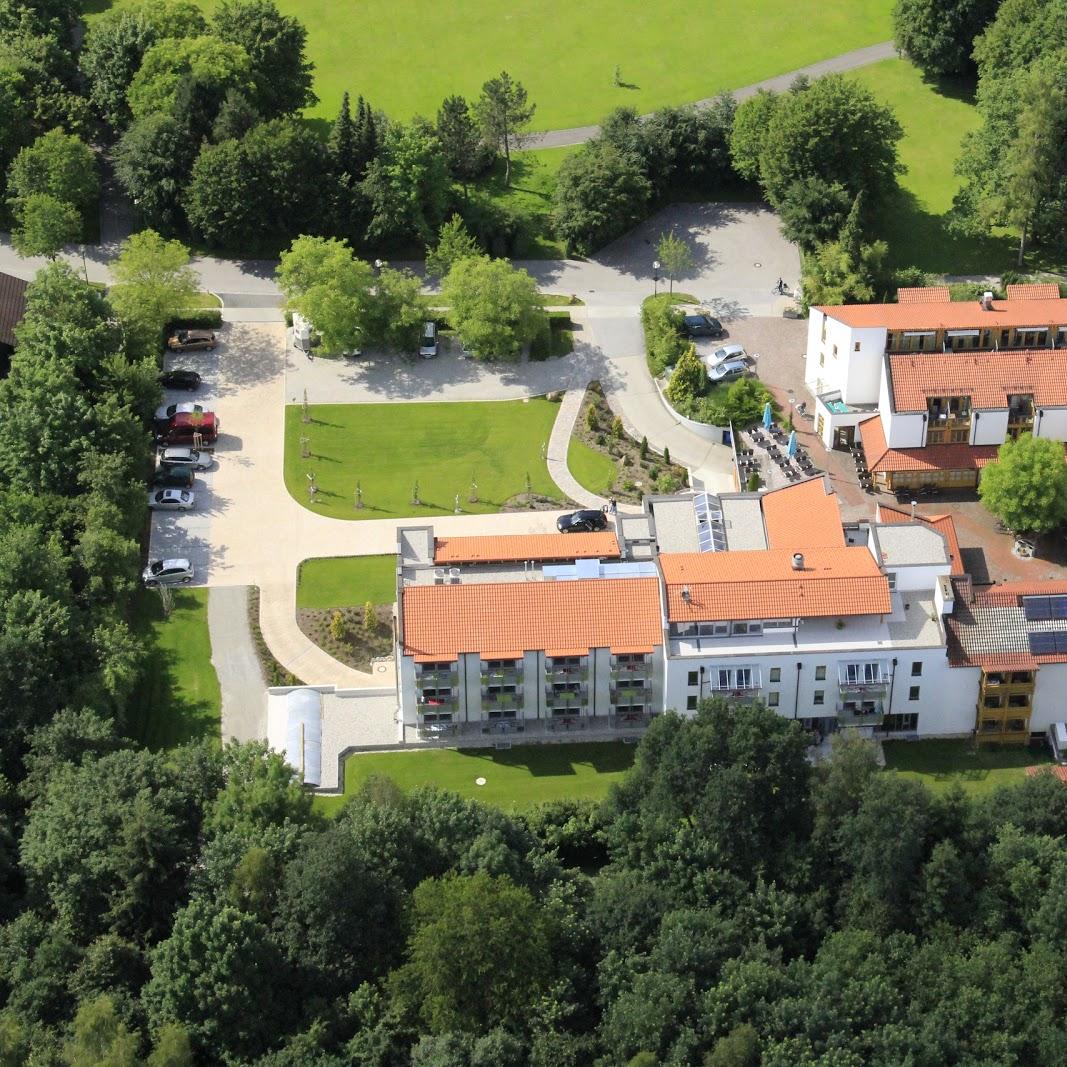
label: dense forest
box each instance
[4,671,1067,1064]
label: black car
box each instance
[152,464,195,489]
[556,509,609,533]
[159,369,202,390]
[681,314,724,338]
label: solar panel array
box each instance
[1022,596,1067,621]
[694,492,728,552]
[1028,631,1067,655]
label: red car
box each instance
[158,411,220,447]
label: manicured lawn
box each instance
[297,554,396,610]
[89,0,891,130]
[851,59,1017,273]
[315,742,635,815]
[883,739,1052,796]
[284,399,564,519]
[568,436,617,496]
[127,588,221,749]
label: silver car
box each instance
[703,343,746,369]
[708,359,748,383]
[158,446,212,471]
[154,401,205,422]
[142,558,194,587]
[148,488,195,510]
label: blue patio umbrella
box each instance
[762,402,773,429]
[786,430,798,457]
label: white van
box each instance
[419,321,439,359]
[292,312,313,352]
[1049,721,1067,763]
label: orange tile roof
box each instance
[761,477,845,550]
[402,577,663,660]
[434,531,620,564]
[858,415,999,474]
[816,297,1067,331]
[876,505,965,575]
[994,580,1067,596]
[889,350,1067,412]
[897,286,951,304]
[1026,765,1067,782]
[1007,284,1061,301]
[660,548,891,622]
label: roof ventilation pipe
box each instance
[981,291,994,310]
[792,552,805,571]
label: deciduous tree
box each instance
[441,256,544,360]
[426,215,483,278]
[11,193,81,259]
[979,432,1067,533]
[656,231,694,294]
[115,114,189,231]
[893,0,1000,76]
[7,128,99,225]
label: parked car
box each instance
[147,488,195,511]
[142,558,194,587]
[154,401,204,423]
[708,359,748,383]
[158,369,202,390]
[167,329,217,352]
[158,446,212,471]
[701,343,746,369]
[152,464,195,489]
[556,509,609,533]
[158,412,220,447]
[419,321,439,358]
[681,314,724,338]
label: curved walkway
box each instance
[527,41,897,149]
[546,388,609,510]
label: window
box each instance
[550,656,583,668]
[909,685,920,701]
[687,670,698,687]
[854,341,861,352]
[819,352,825,367]
[768,692,780,707]
[770,667,781,683]
[821,318,827,343]
[832,344,838,357]
[887,572,897,590]
[686,695,698,710]
[616,653,647,665]
[731,621,762,636]
[985,672,1004,686]
[883,712,918,732]
[735,668,753,689]
[1007,718,1027,732]
[815,666,826,681]
[552,681,582,694]
[813,690,824,706]
[911,661,922,677]
[1010,671,1032,683]
[1008,694,1030,708]
[485,659,517,670]
[983,695,1003,709]
[485,684,517,695]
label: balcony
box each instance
[705,668,761,694]
[611,683,648,704]
[482,691,521,713]
[837,662,890,691]
[482,666,521,685]
[836,701,885,727]
[547,690,586,711]
[417,668,457,687]
[545,666,588,685]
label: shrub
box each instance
[611,416,623,439]
[166,309,223,330]
[363,601,375,630]
[586,405,599,432]
[665,344,706,410]
[640,436,648,458]
[706,378,775,428]
[746,472,761,491]
[641,295,687,376]
[329,610,346,643]
[656,471,682,493]
[663,447,670,465]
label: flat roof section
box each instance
[721,497,767,550]
[871,523,948,568]
[434,531,620,564]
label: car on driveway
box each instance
[708,359,748,384]
[556,509,609,533]
[159,369,202,390]
[681,314,724,338]
[148,488,195,511]
[142,558,194,587]
[154,401,205,423]
[159,412,220,447]
[701,343,746,370]
[158,446,212,471]
[167,329,217,352]
[152,464,195,489]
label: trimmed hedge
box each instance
[166,309,223,330]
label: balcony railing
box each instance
[611,684,648,703]
[836,701,884,727]
[417,669,457,687]
[837,663,890,690]
[417,696,457,715]
[547,691,586,710]
[482,667,520,684]
[482,691,520,710]
[611,665,650,682]
[706,675,761,693]
[545,666,587,684]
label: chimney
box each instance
[681,585,691,602]
[792,552,804,571]
[981,291,994,310]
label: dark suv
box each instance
[681,314,724,338]
[556,509,609,533]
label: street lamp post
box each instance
[653,260,661,297]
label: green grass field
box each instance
[883,739,1051,796]
[296,555,396,610]
[89,0,892,130]
[851,59,1016,273]
[568,436,616,496]
[285,399,564,519]
[127,588,221,749]
[315,742,635,815]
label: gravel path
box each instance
[208,585,267,743]
[546,388,609,509]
